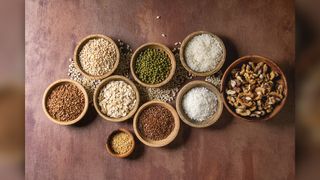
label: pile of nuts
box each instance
[226,62,285,118]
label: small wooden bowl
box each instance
[133,100,180,147]
[73,34,120,80]
[130,42,176,88]
[42,79,89,125]
[176,80,224,128]
[93,75,140,122]
[221,55,288,121]
[106,128,135,158]
[180,31,226,76]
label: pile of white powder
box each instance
[182,87,218,121]
[185,34,223,72]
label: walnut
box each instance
[226,61,285,118]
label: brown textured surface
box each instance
[25,0,295,179]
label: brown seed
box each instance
[138,105,174,141]
[46,83,85,121]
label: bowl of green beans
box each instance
[130,43,176,88]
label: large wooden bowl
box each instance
[180,31,226,76]
[106,128,135,158]
[221,55,288,121]
[130,43,176,88]
[73,34,120,80]
[93,75,140,122]
[42,79,89,125]
[176,80,224,128]
[133,100,180,147]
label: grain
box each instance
[135,48,171,84]
[182,87,218,121]
[185,34,223,72]
[79,38,117,76]
[98,80,136,118]
[46,83,85,121]
[138,105,174,141]
[110,131,133,154]
[68,58,100,103]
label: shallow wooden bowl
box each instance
[176,80,223,128]
[73,34,120,80]
[221,55,288,121]
[180,31,226,76]
[106,128,135,158]
[42,79,89,125]
[93,75,140,122]
[133,100,180,147]
[130,42,176,88]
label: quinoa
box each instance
[138,105,174,141]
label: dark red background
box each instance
[26,0,294,179]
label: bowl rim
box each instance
[93,75,140,122]
[220,55,288,121]
[73,34,120,80]
[130,42,176,88]
[133,100,180,147]
[106,128,135,158]
[180,30,226,76]
[176,80,224,128]
[42,79,89,125]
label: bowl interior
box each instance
[176,81,224,128]
[106,128,135,158]
[74,34,120,80]
[221,55,288,121]
[131,43,176,88]
[180,31,226,76]
[42,79,89,125]
[93,75,140,122]
[133,101,180,147]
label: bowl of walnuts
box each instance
[221,55,288,121]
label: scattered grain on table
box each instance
[68,58,100,103]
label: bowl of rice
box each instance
[180,31,226,76]
[176,80,223,128]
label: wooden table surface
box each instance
[25,0,295,179]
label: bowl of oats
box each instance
[221,55,288,121]
[93,75,140,122]
[74,34,120,80]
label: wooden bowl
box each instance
[176,80,224,128]
[73,34,120,80]
[180,31,226,76]
[42,79,89,125]
[106,128,135,158]
[221,55,288,121]
[93,75,140,122]
[130,42,176,88]
[133,100,180,147]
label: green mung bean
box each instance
[135,48,171,84]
